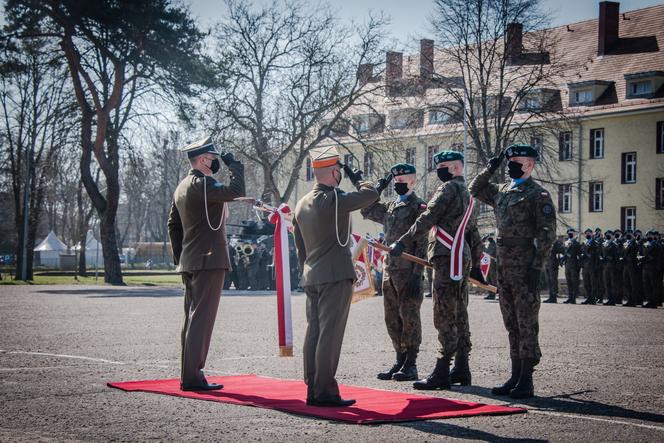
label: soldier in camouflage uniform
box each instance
[484,235,498,300]
[543,239,564,303]
[361,163,427,381]
[469,144,556,399]
[391,150,477,390]
[622,230,641,307]
[656,231,664,307]
[641,230,662,309]
[580,228,601,304]
[600,230,619,306]
[613,229,625,304]
[562,228,582,304]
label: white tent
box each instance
[34,231,68,267]
[75,230,104,268]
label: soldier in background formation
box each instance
[580,228,602,305]
[543,238,564,303]
[562,228,582,304]
[483,234,497,300]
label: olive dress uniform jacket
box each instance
[168,163,245,272]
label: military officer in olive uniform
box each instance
[361,163,427,382]
[293,146,378,407]
[391,150,477,390]
[469,144,556,399]
[562,228,582,304]
[543,239,564,303]
[641,230,662,308]
[622,230,640,307]
[168,136,245,391]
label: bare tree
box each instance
[204,0,388,203]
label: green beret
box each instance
[390,163,416,176]
[505,143,539,160]
[433,150,464,165]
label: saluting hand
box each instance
[375,173,393,195]
[487,151,505,174]
[221,151,238,166]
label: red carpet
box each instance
[108,375,525,424]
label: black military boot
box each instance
[413,357,451,390]
[491,358,521,396]
[377,352,405,380]
[509,359,536,399]
[484,293,496,300]
[543,294,557,303]
[449,352,472,386]
[393,350,418,381]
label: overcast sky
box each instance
[188,0,663,46]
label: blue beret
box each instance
[505,143,539,160]
[390,163,416,176]
[433,150,464,165]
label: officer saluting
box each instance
[361,163,427,382]
[168,136,245,391]
[469,144,556,399]
[293,146,377,407]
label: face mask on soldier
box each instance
[567,233,574,239]
[605,235,612,240]
[507,161,525,179]
[436,166,454,182]
[585,234,592,240]
[626,234,633,240]
[394,182,410,195]
[210,158,220,174]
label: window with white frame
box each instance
[559,131,572,160]
[622,207,636,232]
[656,178,664,210]
[305,157,314,181]
[628,80,652,97]
[622,152,636,184]
[559,184,572,213]
[574,89,593,104]
[590,181,603,212]
[343,154,353,178]
[590,128,604,159]
[363,152,374,176]
[530,135,543,162]
[405,148,416,165]
[427,146,436,171]
[657,121,664,154]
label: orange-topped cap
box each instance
[310,146,340,168]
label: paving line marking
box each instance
[0,350,125,365]
[529,410,664,432]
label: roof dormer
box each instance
[624,71,664,99]
[567,80,613,106]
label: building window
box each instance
[405,147,416,165]
[656,178,664,210]
[621,207,636,232]
[657,121,664,154]
[427,146,436,171]
[363,152,374,176]
[621,152,637,184]
[574,89,593,104]
[559,131,572,161]
[628,80,652,97]
[530,135,543,162]
[305,157,313,181]
[342,154,353,178]
[589,181,603,212]
[590,128,604,159]
[558,184,572,213]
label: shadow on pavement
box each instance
[37,288,181,298]
[456,385,664,424]
[396,421,547,442]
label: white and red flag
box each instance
[268,203,294,357]
[480,252,491,281]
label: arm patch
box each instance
[542,203,554,216]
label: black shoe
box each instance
[562,298,572,304]
[180,382,223,391]
[413,357,451,390]
[393,351,418,381]
[509,359,536,399]
[543,297,557,304]
[603,301,615,306]
[449,352,472,386]
[492,358,520,396]
[484,294,496,300]
[623,302,636,307]
[581,298,595,305]
[306,397,356,407]
[377,352,405,380]
[643,303,657,309]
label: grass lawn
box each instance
[0,272,183,286]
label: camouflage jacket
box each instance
[398,176,476,262]
[563,239,582,266]
[601,239,620,264]
[639,240,663,270]
[469,169,556,269]
[361,192,427,274]
[580,239,601,268]
[622,239,640,266]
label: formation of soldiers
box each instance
[555,228,663,308]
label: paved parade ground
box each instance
[1,285,663,442]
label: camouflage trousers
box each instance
[546,262,559,297]
[382,269,423,354]
[642,266,659,305]
[496,245,541,364]
[431,255,471,359]
[564,263,580,299]
[623,265,642,305]
[602,262,618,303]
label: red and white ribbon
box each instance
[432,197,475,281]
[268,203,293,356]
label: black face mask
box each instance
[585,234,592,240]
[394,182,410,195]
[507,161,525,179]
[647,237,653,242]
[210,159,220,174]
[437,167,454,182]
[567,233,574,239]
[626,234,633,240]
[605,235,612,240]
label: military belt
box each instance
[496,237,534,247]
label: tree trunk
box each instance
[99,207,123,285]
